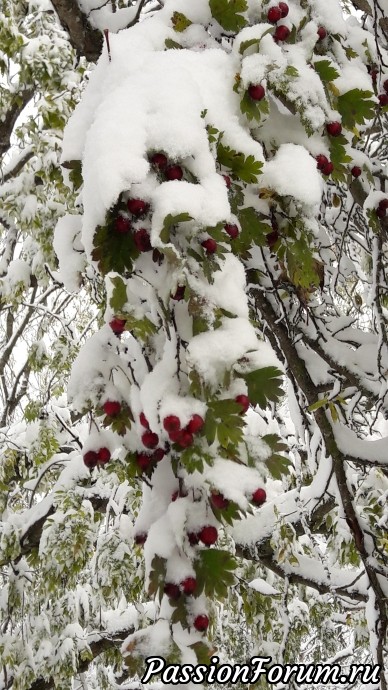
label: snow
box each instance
[332,422,388,465]
[248,578,280,596]
[261,144,323,207]
[53,215,85,292]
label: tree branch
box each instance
[49,0,103,61]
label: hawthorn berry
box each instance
[274,25,290,41]
[252,487,267,506]
[248,84,265,101]
[103,400,121,417]
[181,577,197,595]
[150,152,168,169]
[134,532,147,545]
[351,166,362,178]
[194,614,209,632]
[201,238,217,254]
[163,415,181,434]
[109,318,126,336]
[316,154,329,171]
[326,121,342,137]
[114,215,131,234]
[164,583,181,600]
[136,452,153,471]
[83,450,99,468]
[188,531,200,545]
[186,414,205,434]
[278,2,289,17]
[152,448,166,462]
[98,447,111,464]
[383,79,388,93]
[210,491,230,510]
[235,394,250,413]
[176,430,194,448]
[223,174,232,189]
[127,198,149,216]
[199,525,218,546]
[378,93,388,106]
[141,431,159,449]
[171,285,185,301]
[224,223,239,239]
[317,26,327,40]
[266,229,280,249]
[139,412,150,429]
[134,228,152,252]
[322,160,334,175]
[267,5,282,23]
[166,165,183,181]
[376,199,388,218]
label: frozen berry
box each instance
[83,450,99,468]
[378,93,388,106]
[150,152,168,169]
[139,412,150,429]
[114,215,131,234]
[163,415,181,434]
[166,165,183,181]
[199,525,218,546]
[252,487,267,506]
[317,26,327,41]
[134,532,147,545]
[326,121,342,137]
[201,238,217,254]
[223,174,232,188]
[176,430,194,448]
[188,531,200,545]
[152,448,166,462]
[224,223,239,239]
[235,394,250,413]
[186,414,205,434]
[171,285,185,301]
[267,5,282,23]
[351,166,362,178]
[164,583,181,600]
[210,491,230,510]
[278,2,289,17]
[266,229,280,249]
[141,431,159,449]
[181,577,197,595]
[316,154,329,171]
[134,228,152,252]
[98,447,111,464]
[383,78,388,93]
[127,198,149,216]
[109,318,126,336]
[103,400,121,417]
[322,160,334,175]
[194,614,209,632]
[248,84,265,101]
[136,452,153,471]
[274,25,290,41]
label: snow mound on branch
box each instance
[261,143,323,207]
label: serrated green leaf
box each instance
[241,367,284,409]
[240,91,269,123]
[171,11,192,32]
[165,38,182,50]
[217,143,263,183]
[109,276,127,313]
[195,549,236,598]
[239,37,261,55]
[313,60,340,83]
[337,89,375,129]
[92,220,139,275]
[209,0,248,31]
[266,454,291,480]
[207,398,244,449]
[188,641,213,665]
[160,212,193,244]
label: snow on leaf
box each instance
[241,367,284,409]
[313,60,340,83]
[209,0,248,32]
[217,142,263,183]
[337,89,375,129]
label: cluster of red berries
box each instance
[114,197,152,252]
[150,151,184,181]
[201,220,239,255]
[83,446,111,468]
[376,198,388,219]
[267,2,289,23]
[163,413,205,449]
[103,400,121,417]
[316,154,334,176]
[378,79,388,107]
[137,412,166,469]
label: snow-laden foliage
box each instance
[0,0,388,689]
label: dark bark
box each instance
[49,0,103,61]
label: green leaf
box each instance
[235,206,269,255]
[217,143,263,183]
[189,641,213,665]
[109,276,127,313]
[92,219,139,275]
[206,398,244,449]
[165,38,182,50]
[241,367,284,409]
[313,59,340,83]
[209,0,248,32]
[148,555,167,599]
[308,398,328,412]
[337,89,375,129]
[171,11,192,32]
[160,212,192,244]
[239,37,261,55]
[179,446,214,474]
[240,91,269,123]
[266,454,291,480]
[195,549,237,598]
[125,314,157,342]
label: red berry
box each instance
[223,174,231,189]
[224,223,239,239]
[378,93,388,106]
[83,450,99,468]
[171,285,185,301]
[383,79,388,93]
[163,415,181,433]
[164,583,181,600]
[169,429,182,443]
[316,154,329,171]
[141,431,159,449]
[134,532,147,545]
[201,238,217,254]
[177,430,194,448]
[267,6,282,23]
[252,487,267,506]
[139,412,150,429]
[103,400,121,417]
[186,414,205,434]
[278,2,289,17]
[248,84,265,101]
[326,121,342,137]
[266,229,279,249]
[150,152,168,169]
[274,24,290,41]
[199,525,218,546]
[134,228,152,252]
[370,69,378,84]
[166,165,183,181]
[378,198,388,210]
[376,206,386,218]
[322,160,334,176]
[109,318,126,335]
[114,215,131,234]
[127,198,149,216]
[98,447,111,464]
[188,531,200,545]
[235,394,250,414]
[181,577,197,595]
[351,166,362,178]
[210,491,230,510]
[136,452,153,471]
[317,26,327,40]
[152,448,166,462]
[194,614,209,632]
